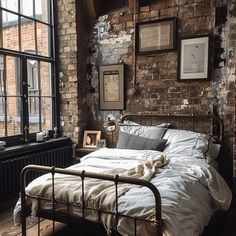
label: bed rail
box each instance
[20,164,163,236]
[121,111,224,143]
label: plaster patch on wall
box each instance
[94,16,132,64]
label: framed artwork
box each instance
[99,63,124,110]
[83,130,101,148]
[178,35,211,81]
[136,17,177,54]
[96,139,106,149]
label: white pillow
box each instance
[163,129,211,159]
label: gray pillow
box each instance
[116,132,167,151]
[119,125,166,139]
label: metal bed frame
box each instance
[20,111,224,236]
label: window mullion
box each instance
[21,57,29,142]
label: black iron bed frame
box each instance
[20,112,224,236]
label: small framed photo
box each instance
[178,35,211,81]
[99,63,125,110]
[96,139,106,149]
[136,17,177,54]
[83,130,101,148]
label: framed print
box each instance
[83,130,101,148]
[99,63,124,110]
[136,17,177,54]
[178,35,211,81]
[96,139,106,149]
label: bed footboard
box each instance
[20,164,163,236]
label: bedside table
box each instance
[74,147,96,163]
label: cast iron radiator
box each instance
[0,138,73,200]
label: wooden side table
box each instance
[74,147,96,163]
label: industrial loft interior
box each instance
[0,0,236,236]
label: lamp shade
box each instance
[103,118,116,132]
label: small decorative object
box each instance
[83,130,101,148]
[178,35,211,81]
[96,139,106,149]
[99,63,124,110]
[136,17,177,54]
[0,141,6,150]
[53,127,58,138]
[103,118,116,148]
[36,132,44,142]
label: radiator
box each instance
[0,145,73,200]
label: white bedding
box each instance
[14,148,232,236]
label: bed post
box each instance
[20,166,29,236]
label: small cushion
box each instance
[116,132,167,151]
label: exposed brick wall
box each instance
[57,0,88,145]
[82,0,236,185]
[86,0,215,125]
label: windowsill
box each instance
[0,137,72,161]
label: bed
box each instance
[14,112,232,236]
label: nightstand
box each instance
[74,147,96,163]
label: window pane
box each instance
[40,61,51,96]
[28,97,40,133]
[21,0,33,17]
[36,22,50,56]
[7,97,22,136]
[2,0,18,13]
[2,11,19,51]
[21,17,36,52]
[6,56,21,96]
[0,111,6,137]
[39,0,49,23]
[42,97,52,131]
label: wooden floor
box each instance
[0,195,235,236]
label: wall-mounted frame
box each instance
[136,17,177,54]
[178,35,211,81]
[99,63,124,110]
[83,130,101,148]
[96,139,106,149]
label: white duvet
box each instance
[14,148,232,236]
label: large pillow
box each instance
[162,129,211,159]
[119,124,167,140]
[116,131,167,151]
[123,119,171,128]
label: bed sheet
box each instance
[14,148,232,236]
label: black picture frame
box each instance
[177,35,211,81]
[135,17,177,54]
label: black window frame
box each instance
[0,0,59,146]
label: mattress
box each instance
[14,148,232,236]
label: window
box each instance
[0,0,58,144]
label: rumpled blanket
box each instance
[18,153,167,233]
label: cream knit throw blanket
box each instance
[28,154,167,233]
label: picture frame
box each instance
[136,17,177,54]
[83,130,101,148]
[96,139,106,150]
[178,35,211,81]
[99,63,124,110]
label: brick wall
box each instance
[57,0,88,144]
[82,0,236,185]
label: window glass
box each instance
[21,17,36,53]
[21,0,33,17]
[7,97,22,136]
[2,11,19,51]
[40,61,51,96]
[36,22,50,56]
[2,0,18,13]
[41,97,52,131]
